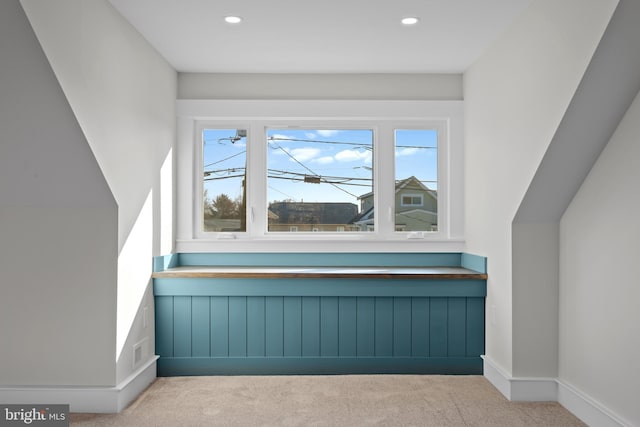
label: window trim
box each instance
[176,100,464,252]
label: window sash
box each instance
[194,119,447,240]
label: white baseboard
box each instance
[481,355,513,398]
[481,355,557,401]
[557,380,631,427]
[0,356,158,413]
[482,355,628,427]
[510,377,558,402]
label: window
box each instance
[202,128,247,232]
[178,100,463,250]
[395,129,438,232]
[266,128,373,233]
[401,195,424,206]
[199,124,440,236]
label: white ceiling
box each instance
[108,0,532,74]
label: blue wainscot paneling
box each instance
[153,252,487,376]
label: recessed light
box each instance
[224,16,243,24]
[401,17,420,25]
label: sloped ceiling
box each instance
[515,0,640,223]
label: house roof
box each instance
[350,206,374,224]
[396,176,430,192]
[269,202,358,224]
[358,176,437,200]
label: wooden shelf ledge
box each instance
[152,266,488,280]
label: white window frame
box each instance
[176,100,464,252]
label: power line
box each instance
[268,168,372,182]
[204,168,437,190]
[203,139,433,171]
[268,175,372,188]
[268,136,435,150]
[205,174,245,181]
[268,185,295,200]
[267,141,359,198]
[204,167,372,188]
[204,150,246,168]
[269,136,372,150]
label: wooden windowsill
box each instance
[152,266,487,280]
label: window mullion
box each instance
[376,123,395,237]
[247,121,267,237]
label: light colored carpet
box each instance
[71,375,585,426]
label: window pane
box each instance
[394,129,438,232]
[266,129,373,232]
[202,129,247,232]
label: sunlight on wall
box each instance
[160,148,173,254]
[116,190,153,359]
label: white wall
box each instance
[559,90,640,427]
[19,0,177,385]
[464,0,617,375]
[0,0,117,386]
[178,73,462,100]
[511,222,559,377]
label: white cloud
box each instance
[335,149,372,164]
[305,132,317,139]
[395,147,420,157]
[317,130,340,137]
[314,156,334,164]
[290,147,321,162]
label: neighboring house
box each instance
[203,218,241,232]
[206,209,280,232]
[268,201,359,232]
[352,176,438,232]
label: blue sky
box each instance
[203,128,437,207]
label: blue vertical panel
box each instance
[283,297,302,357]
[429,297,448,357]
[320,297,339,357]
[375,297,394,357]
[155,296,174,357]
[210,296,229,357]
[447,298,466,356]
[265,297,284,357]
[247,297,266,357]
[357,297,375,356]
[461,253,487,273]
[177,252,463,268]
[173,296,192,357]
[411,297,429,357]
[393,298,412,357]
[302,297,320,356]
[228,296,247,357]
[466,297,485,357]
[338,297,357,357]
[191,296,210,357]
